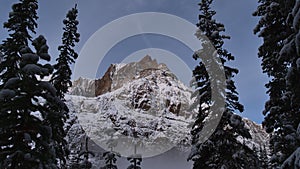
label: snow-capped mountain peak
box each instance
[67,55,269,160]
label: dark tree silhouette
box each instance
[51,4,80,100]
[188,0,260,168]
[254,0,300,167]
[101,151,120,169]
[0,0,68,168]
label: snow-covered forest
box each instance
[0,0,300,169]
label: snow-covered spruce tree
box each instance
[100,151,120,169]
[253,0,300,168]
[50,5,81,168]
[282,122,300,168]
[0,1,68,168]
[0,0,38,87]
[127,155,142,169]
[51,4,80,99]
[188,0,260,168]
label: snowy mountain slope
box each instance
[67,56,197,158]
[66,56,269,166]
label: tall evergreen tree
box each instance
[0,0,68,168]
[50,5,81,167]
[51,4,80,99]
[188,0,260,168]
[253,0,300,167]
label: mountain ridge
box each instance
[70,56,174,97]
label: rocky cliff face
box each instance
[70,55,170,97]
[95,64,114,96]
[70,77,96,97]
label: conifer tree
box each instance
[69,137,94,169]
[51,4,80,99]
[101,151,120,169]
[253,0,300,167]
[188,0,260,168]
[127,155,142,169]
[0,0,68,168]
[51,5,81,167]
[101,129,120,169]
[77,137,94,169]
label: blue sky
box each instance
[0,0,269,124]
